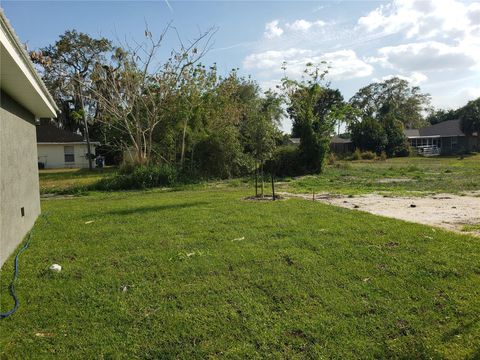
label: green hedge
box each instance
[266,146,304,177]
[94,165,177,191]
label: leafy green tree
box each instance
[292,88,344,137]
[194,71,255,177]
[459,98,480,137]
[381,115,409,157]
[283,63,336,173]
[175,64,218,167]
[30,30,112,133]
[426,108,458,125]
[241,90,283,196]
[91,26,215,165]
[349,117,387,154]
[350,77,431,129]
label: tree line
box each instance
[30,28,479,184]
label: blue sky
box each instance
[3,0,480,132]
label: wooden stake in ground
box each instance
[271,172,275,201]
[260,161,264,197]
[254,162,258,197]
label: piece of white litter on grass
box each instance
[186,252,195,257]
[232,237,245,242]
[49,264,62,272]
[85,220,94,224]
[35,332,53,337]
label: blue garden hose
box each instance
[0,232,33,319]
[1,213,48,319]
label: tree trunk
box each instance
[190,147,195,174]
[147,129,153,163]
[77,79,93,170]
[180,118,188,166]
[135,130,143,165]
[271,172,275,201]
[254,160,258,197]
[260,160,264,197]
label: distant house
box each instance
[288,136,354,154]
[0,11,59,266]
[287,137,301,146]
[405,119,479,155]
[36,123,100,169]
[330,136,354,154]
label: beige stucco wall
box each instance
[37,143,96,169]
[0,91,41,267]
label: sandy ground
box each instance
[281,192,480,236]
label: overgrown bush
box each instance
[266,145,303,177]
[118,163,136,175]
[194,134,247,179]
[351,149,361,160]
[380,151,387,161]
[390,139,411,157]
[94,164,177,190]
[349,117,387,154]
[360,151,377,160]
[408,146,418,157]
[327,153,336,165]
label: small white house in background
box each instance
[0,10,59,267]
[36,123,100,168]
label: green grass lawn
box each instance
[1,187,480,358]
[38,154,480,198]
[39,167,116,194]
[281,154,480,196]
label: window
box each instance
[64,146,75,163]
[451,137,458,149]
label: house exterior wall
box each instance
[409,135,479,155]
[330,142,354,154]
[440,136,469,155]
[0,91,41,267]
[37,143,96,169]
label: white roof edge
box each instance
[0,10,59,114]
[407,135,464,139]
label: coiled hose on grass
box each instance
[1,213,48,319]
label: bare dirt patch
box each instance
[243,195,284,201]
[281,192,480,236]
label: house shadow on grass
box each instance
[107,201,210,216]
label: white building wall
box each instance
[37,143,96,169]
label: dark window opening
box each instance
[64,146,75,163]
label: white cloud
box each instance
[247,1,479,114]
[431,87,480,109]
[285,19,326,32]
[357,0,474,40]
[323,50,374,80]
[264,20,283,39]
[243,48,373,81]
[375,72,428,85]
[467,2,480,24]
[371,41,478,72]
